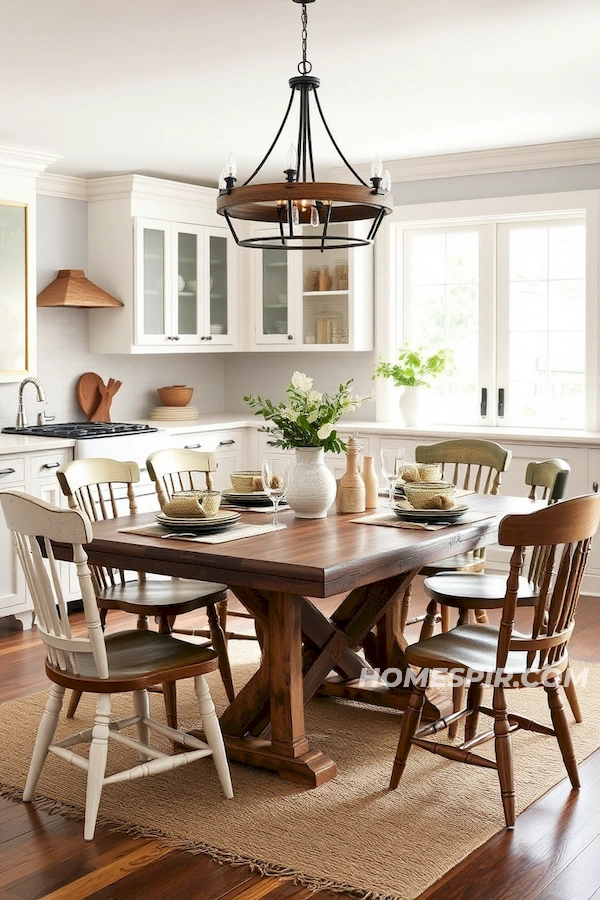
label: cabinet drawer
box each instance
[175,430,243,454]
[0,457,26,484]
[29,448,72,480]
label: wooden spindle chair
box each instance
[422,459,578,732]
[147,448,258,644]
[399,439,512,635]
[0,489,233,841]
[57,457,235,726]
[389,493,600,829]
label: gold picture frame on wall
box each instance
[0,200,31,381]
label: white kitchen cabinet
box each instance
[29,447,81,605]
[0,456,28,627]
[249,222,373,350]
[134,218,235,348]
[167,429,245,492]
[88,175,238,354]
[0,445,77,629]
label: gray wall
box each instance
[1,161,599,429]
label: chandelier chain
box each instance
[298,3,312,75]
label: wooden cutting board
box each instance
[76,372,104,420]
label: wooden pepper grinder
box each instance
[360,455,379,509]
[336,435,366,514]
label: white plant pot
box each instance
[285,446,337,519]
[399,386,428,427]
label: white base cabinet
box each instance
[0,445,76,629]
[167,429,245,493]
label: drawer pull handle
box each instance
[0,467,16,475]
[219,440,235,446]
[184,443,202,449]
[42,462,61,469]
[266,440,278,446]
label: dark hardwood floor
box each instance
[1,585,599,900]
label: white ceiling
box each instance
[2,0,600,186]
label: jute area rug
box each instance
[1,644,600,900]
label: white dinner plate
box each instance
[393,504,469,523]
[155,510,241,532]
[221,489,274,507]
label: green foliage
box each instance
[373,345,455,388]
[244,371,368,453]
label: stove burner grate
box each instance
[2,422,159,439]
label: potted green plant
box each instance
[373,346,454,426]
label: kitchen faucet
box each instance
[16,377,54,427]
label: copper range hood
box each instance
[37,269,123,308]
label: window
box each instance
[384,192,597,431]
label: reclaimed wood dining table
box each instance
[56,493,544,787]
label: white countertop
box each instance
[1,413,599,455]
[0,434,76,454]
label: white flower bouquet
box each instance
[244,371,367,453]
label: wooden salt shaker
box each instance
[336,435,366,514]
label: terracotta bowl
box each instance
[156,385,193,407]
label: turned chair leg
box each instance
[464,681,484,742]
[400,584,412,633]
[493,685,516,829]
[419,600,439,640]
[390,677,428,790]
[563,665,583,723]
[546,678,580,789]
[207,605,236,703]
[66,690,82,718]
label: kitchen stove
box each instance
[2,422,159,438]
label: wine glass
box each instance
[262,458,290,527]
[380,447,405,507]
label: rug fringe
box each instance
[0,783,403,900]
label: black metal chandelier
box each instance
[216,0,393,251]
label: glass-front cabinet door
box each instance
[175,227,201,340]
[206,227,234,346]
[134,218,235,349]
[253,227,300,346]
[141,225,167,339]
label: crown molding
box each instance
[331,138,600,184]
[36,173,89,200]
[86,173,217,207]
[0,146,61,178]
[36,171,219,205]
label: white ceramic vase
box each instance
[399,386,428,427]
[285,446,337,519]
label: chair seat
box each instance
[47,629,219,691]
[98,578,228,617]
[405,623,534,675]
[424,572,537,609]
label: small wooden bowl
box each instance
[157,385,193,407]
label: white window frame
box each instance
[374,190,599,432]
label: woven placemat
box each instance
[351,510,496,531]
[118,521,286,543]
